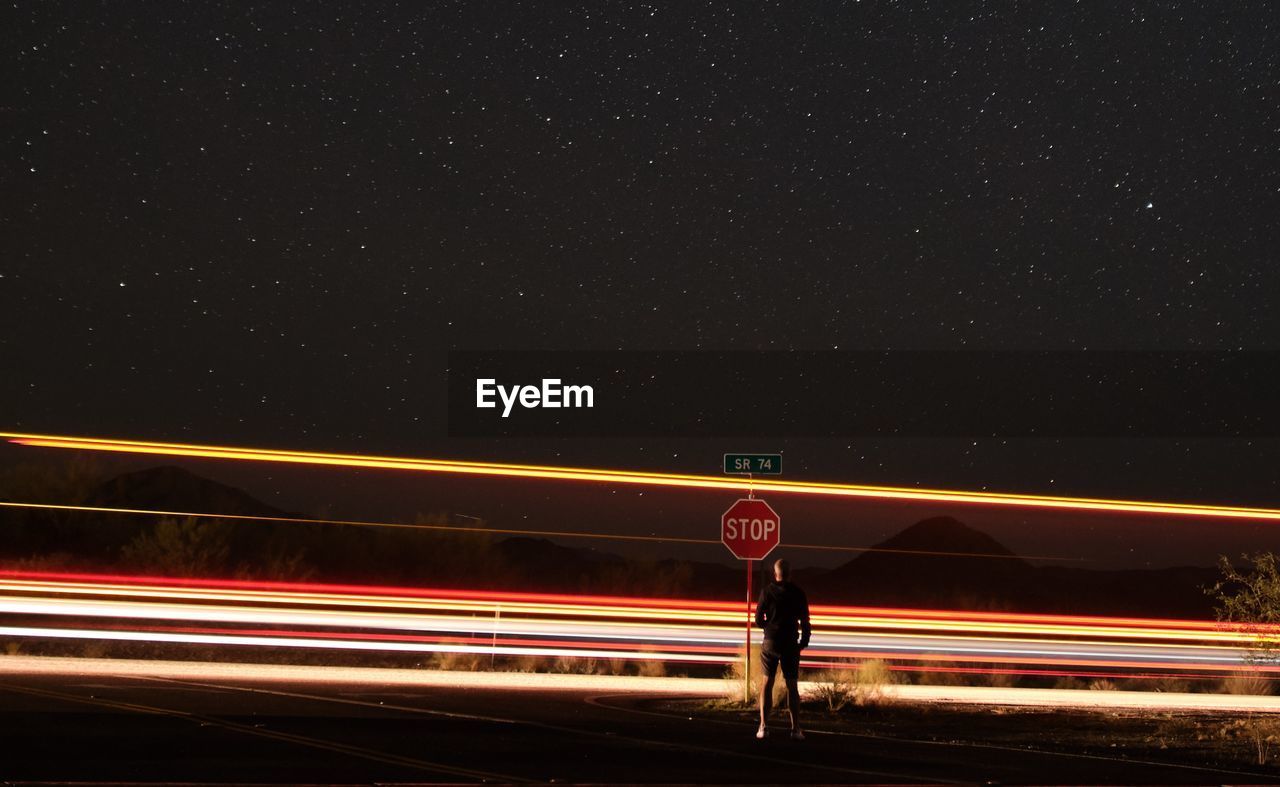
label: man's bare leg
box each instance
[757,672,775,737]
[786,676,803,737]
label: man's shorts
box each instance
[759,642,800,683]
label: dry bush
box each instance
[122,516,233,577]
[78,641,108,660]
[1156,677,1193,694]
[234,545,315,582]
[912,660,969,686]
[503,655,547,672]
[576,657,627,675]
[550,656,580,674]
[4,642,20,656]
[911,662,1017,688]
[430,650,486,671]
[851,659,896,706]
[637,658,668,678]
[1052,676,1086,691]
[552,656,610,675]
[1088,679,1117,691]
[810,680,851,712]
[808,664,856,711]
[1131,676,1192,694]
[1,552,79,572]
[1220,669,1273,696]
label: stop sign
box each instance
[721,498,781,560]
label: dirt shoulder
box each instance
[654,695,1280,778]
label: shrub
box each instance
[551,656,611,675]
[851,659,896,706]
[1220,669,1273,696]
[429,650,485,671]
[808,663,856,711]
[984,666,1019,688]
[1130,676,1192,694]
[1208,552,1280,664]
[121,516,233,577]
[912,660,969,686]
[504,655,548,673]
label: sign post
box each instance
[746,556,752,702]
[721,497,781,703]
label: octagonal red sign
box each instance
[721,498,780,561]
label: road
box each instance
[0,658,1275,784]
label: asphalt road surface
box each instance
[0,667,1273,785]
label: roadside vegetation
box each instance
[0,459,696,596]
[1209,551,1280,663]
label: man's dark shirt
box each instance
[754,580,811,652]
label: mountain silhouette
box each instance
[83,466,292,518]
[861,516,1024,560]
[811,517,1034,610]
[810,516,1217,618]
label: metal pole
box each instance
[745,557,753,704]
[492,604,500,668]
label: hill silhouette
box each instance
[83,465,293,518]
[811,516,1217,618]
[811,517,1035,610]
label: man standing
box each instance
[754,557,811,740]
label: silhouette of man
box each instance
[754,557,810,740]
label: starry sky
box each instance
[3,2,1279,566]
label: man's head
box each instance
[773,558,790,582]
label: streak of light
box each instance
[0,571,1270,680]
[0,625,727,663]
[0,569,1235,636]
[0,572,1253,643]
[6,432,1280,521]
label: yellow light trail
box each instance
[5,431,1280,521]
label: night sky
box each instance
[4,3,1279,567]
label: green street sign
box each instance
[723,453,782,475]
